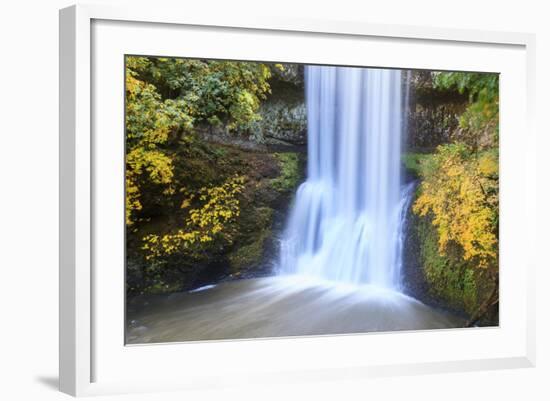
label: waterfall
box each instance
[279,65,408,290]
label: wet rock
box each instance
[270,63,304,86]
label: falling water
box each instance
[279,65,408,289]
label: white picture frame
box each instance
[59,3,536,397]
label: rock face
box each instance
[270,63,304,87]
[249,64,307,146]
[405,70,468,151]
[201,64,307,148]
[251,101,307,146]
[401,195,448,308]
[401,176,497,327]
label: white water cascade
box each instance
[279,65,409,290]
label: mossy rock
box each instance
[228,206,274,272]
[237,205,273,233]
[228,228,271,273]
[270,152,301,193]
[416,215,491,317]
[402,152,431,178]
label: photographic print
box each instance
[125,56,499,344]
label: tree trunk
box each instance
[465,275,499,327]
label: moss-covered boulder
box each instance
[228,207,273,274]
[403,203,498,326]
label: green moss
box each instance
[239,206,273,232]
[417,216,480,315]
[228,228,271,273]
[256,206,274,226]
[143,280,182,295]
[463,268,478,313]
[402,152,431,176]
[228,206,274,273]
[271,152,301,192]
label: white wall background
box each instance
[0,0,547,400]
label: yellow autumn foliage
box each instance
[142,175,246,259]
[413,144,498,269]
[125,148,175,225]
[124,56,273,226]
[125,58,189,225]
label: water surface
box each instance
[127,276,462,344]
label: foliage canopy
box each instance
[125,56,273,226]
[413,143,499,271]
